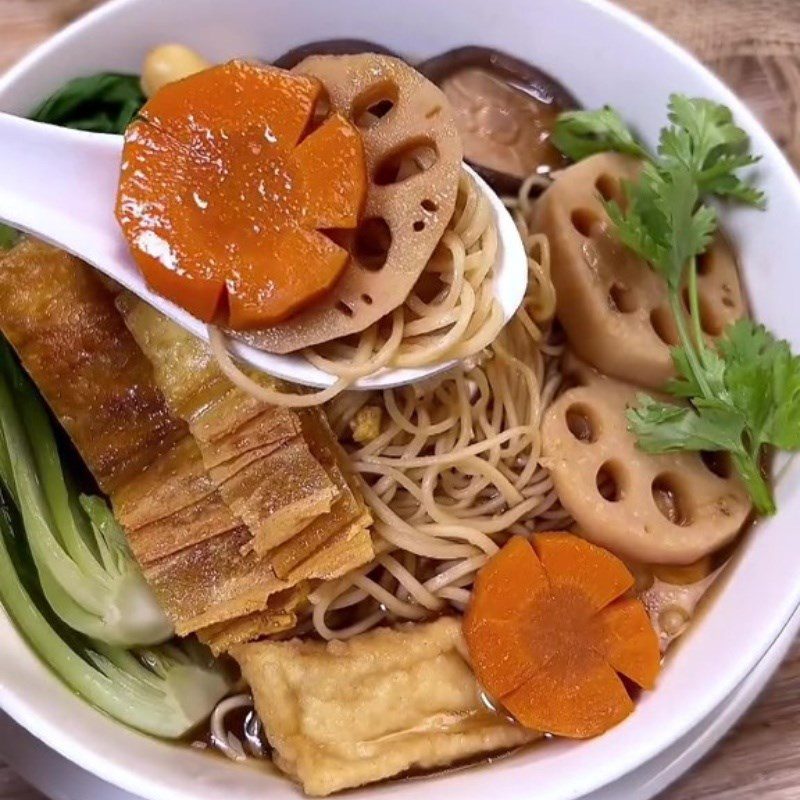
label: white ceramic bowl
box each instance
[1,2,800,799]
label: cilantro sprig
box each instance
[551,107,649,161]
[553,95,765,208]
[553,95,797,515]
[630,321,800,514]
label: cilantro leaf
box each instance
[696,154,764,206]
[606,162,715,290]
[627,394,744,454]
[605,193,665,272]
[551,107,649,162]
[656,164,717,287]
[553,95,765,208]
[659,94,765,208]
[661,96,746,169]
[719,320,800,451]
[667,345,727,399]
[630,321,800,515]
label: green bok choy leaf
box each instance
[0,342,171,647]
[0,341,232,737]
[0,509,231,737]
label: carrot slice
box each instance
[291,114,368,229]
[138,59,319,148]
[504,657,634,740]
[116,60,367,329]
[464,537,550,695]
[596,598,660,690]
[533,532,633,610]
[469,536,549,623]
[465,617,539,698]
[463,534,661,739]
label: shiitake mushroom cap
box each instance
[274,42,579,197]
[418,46,580,194]
[273,39,400,69]
[419,46,579,107]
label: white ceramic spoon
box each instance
[0,111,528,390]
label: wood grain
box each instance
[0,764,42,800]
[0,1,798,799]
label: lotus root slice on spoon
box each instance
[530,153,747,389]
[232,53,463,355]
[541,356,751,565]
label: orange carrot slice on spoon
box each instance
[116,60,367,329]
[463,533,660,739]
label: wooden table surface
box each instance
[1,1,800,798]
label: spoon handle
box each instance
[0,112,124,262]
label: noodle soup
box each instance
[0,16,798,800]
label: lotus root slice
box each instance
[233,53,463,354]
[531,153,747,389]
[542,357,751,564]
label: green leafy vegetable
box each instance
[0,339,232,737]
[31,73,145,134]
[552,107,649,162]
[0,505,231,738]
[659,96,765,207]
[607,161,717,291]
[552,95,765,208]
[0,342,172,647]
[629,321,800,514]
[554,94,794,514]
[719,321,800,452]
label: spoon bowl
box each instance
[0,111,528,389]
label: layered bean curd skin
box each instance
[0,36,767,799]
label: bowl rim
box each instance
[2,1,800,799]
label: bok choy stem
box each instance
[0,339,233,738]
[0,506,232,737]
[0,342,171,646]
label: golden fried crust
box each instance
[0,241,374,639]
[0,239,184,493]
[233,618,539,796]
[119,296,375,582]
[197,585,310,655]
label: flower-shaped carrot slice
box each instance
[116,60,367,329]
[463,533,660,739]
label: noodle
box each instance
[307,175,572,639]
[209,170,504,406]
[210,694,255,762]
[210,168,570,641]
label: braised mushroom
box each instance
[273,39,399,69]
[419,46,578,194]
